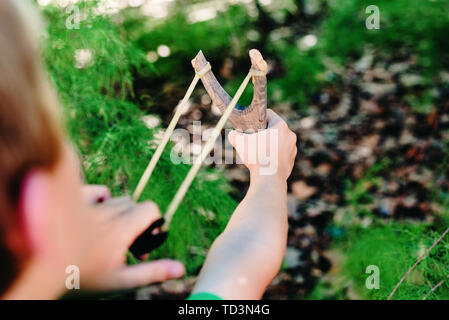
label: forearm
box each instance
[192,174,288,299]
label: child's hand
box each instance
[228,109,297,182]
[81,185,111,205]
[79,186,185,291]
[193,111,296,298]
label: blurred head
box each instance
[0,0,88,296]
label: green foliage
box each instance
[269,46,324,110]
[321,0,449,74]
[128,1,325,109]
[134,5,253,76]
[340,159,392,226]
[41,3,236,275]
[131,3,261,109]
[338,223,449,300]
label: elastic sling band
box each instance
[132,63,211,201]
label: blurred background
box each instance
[38,0,449,299]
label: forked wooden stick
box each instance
[192,49,268,132]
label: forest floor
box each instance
[133,48,449,300]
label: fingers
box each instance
[228,130,254,166]
[228,128,258,148]
[93,196,136,221]
[228,109,289,153]
[228,130,237,147]
[82,185,111,205]
[119,201,162,246]
[228,130,246,149]
[101,195,135,212]
[266,109,285,128]
[87,259,185,291]
[228,110,284,146]
[119,259,185,286]
[93,196,162,247]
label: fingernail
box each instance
[169,262,185,277]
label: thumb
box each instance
[228,130,237,148]
[84,260,185,291]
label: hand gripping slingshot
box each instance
[129,49,268,257]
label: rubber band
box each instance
[250,68,266,77]
[133,62,212,201]
[133,74,200,201]
[196,62,211,78]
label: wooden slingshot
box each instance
[133,49,268,234]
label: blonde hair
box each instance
[0,0,64,293]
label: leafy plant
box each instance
[337,223,449,300]
[321,0,449,74]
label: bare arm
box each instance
[192,110,297,299]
